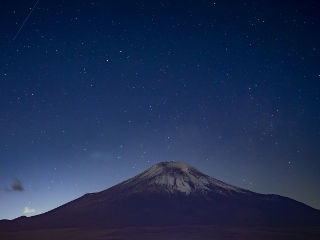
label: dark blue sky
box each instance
[1,0,319,220]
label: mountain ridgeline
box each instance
[1,161,320,231]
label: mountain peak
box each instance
[146,161,198,176]
[155,161,197,170]
[141,161,208,194]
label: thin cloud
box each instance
[3,178,24,192]
[11,179,23,191]
[24,207,35,213]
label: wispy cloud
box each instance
[90,151,112,160]
[11,178,23,191]
[24,207,35,213]
[2,178,24,192]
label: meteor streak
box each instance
[13,0,40,40]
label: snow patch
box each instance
[116,161,249,196]
[138,161,211,194]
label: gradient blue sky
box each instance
[1,0,319,220]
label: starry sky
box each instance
[1,0,319,220]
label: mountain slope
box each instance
[1,161,320,231]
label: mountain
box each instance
[1,161,320,231]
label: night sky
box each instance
[1,0,319,220]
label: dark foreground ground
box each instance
[0,226,320,240]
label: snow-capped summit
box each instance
[110,161,248,196]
